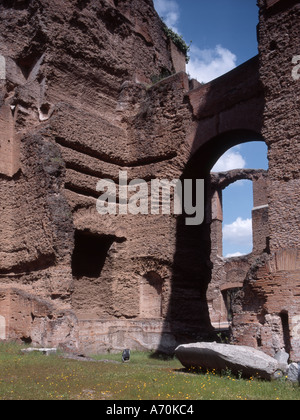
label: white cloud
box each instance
[154,2,237,84]
[211,149,246,172]
[223,217,252,247]
[153,0,180,32]
[187,44,237,84]
[225,252,245,258]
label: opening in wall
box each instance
[221,287,241,323]
[222,180,254,258]
[280,311,292,356]
[211,141,268,259]
[72,230,115,278]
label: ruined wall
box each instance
[0,287,78,348]
[0,0,299,358]
[208,170,269,328]
[0,0,192,352]
[231,0,300,360]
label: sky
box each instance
[219,142,268,257]
[153,0,259,83]
[153,0,268,257]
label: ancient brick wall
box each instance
[231,0,300,360]
[0,0,299,358]
[0,0,192,352]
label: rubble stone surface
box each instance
[175,342,285,380]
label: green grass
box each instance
[0,341,299,400]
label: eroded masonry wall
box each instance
[0,0,191,352]
[231,0,300,360]
[0,0,299,357]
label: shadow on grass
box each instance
[148,351,176,362]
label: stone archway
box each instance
[162,54,267,344]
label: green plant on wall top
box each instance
[163,25,191,64]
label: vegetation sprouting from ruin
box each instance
[163,25,191,63]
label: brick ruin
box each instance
[208,168,269,330]
[0,0,299,359]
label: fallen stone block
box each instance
[175,342,285,380]
[21,348,57,356]
[275,349,289,366]
[287,363,300,383]
[274,349,289,373]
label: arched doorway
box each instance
[208,136,268,331]
[166,130,268,342]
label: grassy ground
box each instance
[0,341,299,400]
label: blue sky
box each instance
[154,0,259,82]
[220,142,268,257]
[153,0,268,257]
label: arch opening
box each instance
[210,140,268,259]
[208,138,269,331]
[186,130,266,178]
[161,131,269,347]
[222,179,254,258]
[72,230,115,279]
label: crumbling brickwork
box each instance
[230,0,300,360]
[0,0,191,353]
[208,169,269,329]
